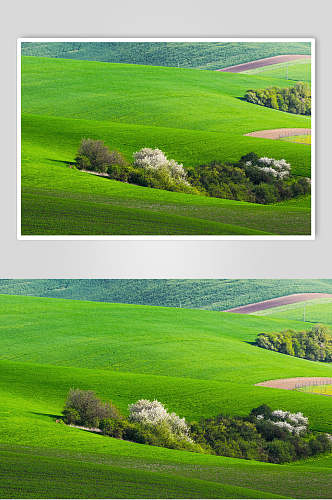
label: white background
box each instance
[1,0,331,277]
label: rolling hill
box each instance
[243,58,311,82]
[21,56,311,235]
[0,293,331,498]
[21,41,311,70]
[253,296,332,325]
[1,279,332,310]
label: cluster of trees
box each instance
[75,141,310,205]
[256,325,332,362]
[191,404,331,464]
[62,391,331,463]
[244,83,311,115]
[63,390,204,453]
[187,153,310,204]
[75,142,198,195]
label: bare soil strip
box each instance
[245,128,311,140]
[256,377,332,392]
[217,54,311,73]
[225,293,332,314]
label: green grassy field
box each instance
[21,41,311,70]
[244,59,311,83]
[21,56,311,235]
[0,294,331,498]
[253,297,332,325]
[1,279,332,310]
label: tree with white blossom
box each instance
[128,399,192,441]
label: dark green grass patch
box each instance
[1,450,280,499]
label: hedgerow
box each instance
[74,141,310,204]
[62,391,331,463]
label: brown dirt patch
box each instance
[225,293,332,314]
[245,128,311,140]
[256,377,332,391]
[217,54,311,73]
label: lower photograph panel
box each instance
[0,279,331,499]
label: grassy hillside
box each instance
[21,57,311,235]
[244,59,311,82]
[0,294,331,498]
[21,41,311,70]
[254,297,332,325]
[2,279,332,310]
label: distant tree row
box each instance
[244,83,311,115]
[74,141,311,205]
[62,390,331,464]
[256,325,332,362]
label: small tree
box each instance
[128,399,192,441]
[75,139,126,173]
[63,388,120,428]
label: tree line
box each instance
[244,82,311,115]
[61,389,331,464]
[74,140,311,205]
[256,325,332,362]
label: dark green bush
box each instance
[63,389,120,428]
[75,139,127,173]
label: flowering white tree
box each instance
[255,409,309,436]
[246,157,291,179]
[133,148,189,184]
[128,399,192,441]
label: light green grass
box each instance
[244,60,311,83]
[0,294,331,498]
[280,134,311,144]
[21,57,311,235]
[252,297,332,325]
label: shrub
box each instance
[133,148,189,185]
[128,399,192,441]
[75,139,127,173]
[63,388,120,428]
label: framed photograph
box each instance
[17,38,315,239]
[0,279,331,499]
